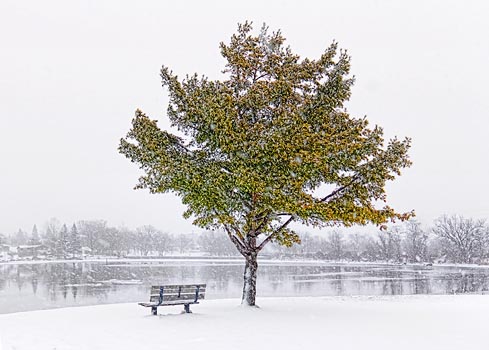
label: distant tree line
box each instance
[275,215,489,264]
[1,218,238,259]
[1,215,489,264]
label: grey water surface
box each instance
[1,259,488,314]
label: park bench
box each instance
[139,284,206,315]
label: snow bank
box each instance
[1,295,488,349]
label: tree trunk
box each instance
[242,252,258,306]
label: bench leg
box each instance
[151,306,157,315]
[184,304,191,313]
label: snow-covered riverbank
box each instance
[1,295,488,350]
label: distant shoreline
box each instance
[2,257,489,270]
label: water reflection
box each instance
[1,261,489,314]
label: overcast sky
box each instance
[1,0,488,235]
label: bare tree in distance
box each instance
[403,220,429,263]
[135,225,160,256]
[377,227,403,263]
[43,218,62,256]
[77,220,108,254]
[326,231,344,261]
[432,215,486,264]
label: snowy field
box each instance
[1,295,488,350]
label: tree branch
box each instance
[229,223,245,241]
[257,215,295,251]
[223,224,248,256]
[320,175,360,203]
[254,211,273,235]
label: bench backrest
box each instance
[149,284,206,305]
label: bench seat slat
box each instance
[150,287,206,294]
[150,293,205,303]
[149,292,206,298]
[139,301,200,307]
[149,292,206,299]
[149,289,206,296]
[149,290,206,296]
[151,283,206,290]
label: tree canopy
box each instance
[119,22,413,305]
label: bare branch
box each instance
[230,223,245,241]
[254,211,273,235]
[320,175,360,203]
[223,224,248,255]
[257,215,295,251]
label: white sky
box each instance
[1,0,488,235]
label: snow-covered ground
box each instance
[1,295,488,350]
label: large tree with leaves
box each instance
[119,22,412,306]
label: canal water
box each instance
[1,259,488,314]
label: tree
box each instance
[29,224,41,245]
[198,231,237,256]
[44,218,61,256]
[105,227,128,257]
[56,224,69,259]
[121,228,134,254]
[402,220,428,263]
[174,234,194,254]
[377,227,403,263]
[11,229,28,246]
[68,223,82,258]
[119,22,412,305]
[153,231,171,256]
[77,220,107,255]
[135,225,160,256]
[297,233,320,255]
[346,233,370,261]
[432,215,487,264]
[326,231,344,261]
